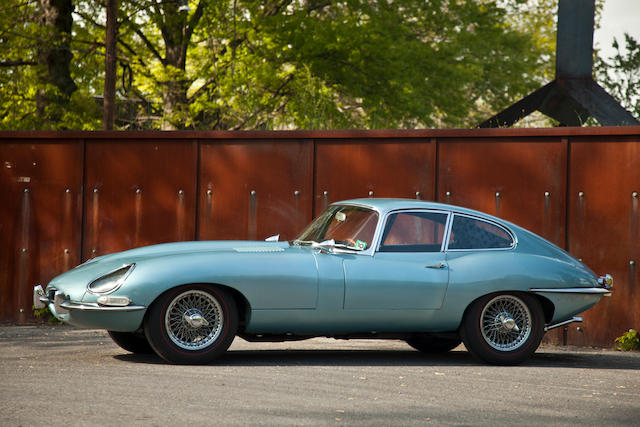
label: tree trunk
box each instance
[103,0,118,130]
[37,0,77,124]
[158,1,204,130]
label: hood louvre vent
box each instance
[233,247,285,253]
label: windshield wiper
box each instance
[291,239,364,252]
[291,239,315,246]
[332,243,364,251]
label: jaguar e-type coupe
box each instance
[34,199,612,365]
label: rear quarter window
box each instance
[448,215,514,250]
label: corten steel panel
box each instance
[0,141,83,322]
[198,140,313,241]
[438,139,568,246]
[567,138,640,347]
[314,139,436,216]
[438,138,569,345]
[84,140,197,259]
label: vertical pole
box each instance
[556,0,594,79]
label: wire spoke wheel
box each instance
[480,295,532,351]
[165,289,224,351]
[461,292,544,365]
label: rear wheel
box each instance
[460,293,545,365]
[107,330,154,354]
[144,285,238,364]
[406,334,461,353]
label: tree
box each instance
[596,33,640,120]
[0,0,100,130]
[37,0,77,125]
[1,0,558,130]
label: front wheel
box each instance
[144,285,238,364]
[406,334,461,354]
[107,330,154,354]
[460,293,545,365]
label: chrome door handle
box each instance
[425,262,446,269]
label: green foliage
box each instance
[615,329,639,351]
[596,33,640,120]
[0,0,102,130]
[33,306,61,324]
[1,0,558,130]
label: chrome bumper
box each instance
[529,287,612,296]
[544,316,582,332]
[33,285,146,314]
[597,274,613,289]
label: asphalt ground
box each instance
[1,325,639,426]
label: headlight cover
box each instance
[87,264,135,295]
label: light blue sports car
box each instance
[34,199,612,365]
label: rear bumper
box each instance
[529,283,612,324]
[529,287,612,296]
[544,316,582,332]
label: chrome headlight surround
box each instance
[87,264,135,295]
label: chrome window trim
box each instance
[86,263,136,295]
[326,202,384,257]
[374,209,452,253]
[444,212,517,252]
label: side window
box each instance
[448,215,513,250]
[379,211,448,252]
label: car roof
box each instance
[333,198,508,223]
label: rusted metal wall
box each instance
[1,129,638,348]
[0,140,83,323]
[84,139,198,257]
[314,138,436,215]
[198,139,313,241]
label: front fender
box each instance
[94,250,319,311]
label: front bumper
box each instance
[34,285,146,313]
[34,285,147,332]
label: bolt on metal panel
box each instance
[568,138,640,347]
[438,139,567,246]
[314,139,436,216]
[198,139,313,241]
[83,140,197,259]
[0,141,83,322]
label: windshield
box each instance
[294,205,379,251]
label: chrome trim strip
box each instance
[442,211,454,252]
[324,202,383,257]
[530,287,612,295]
[60,301,146,312]
[374,208,451,253]
[544,316,583,332]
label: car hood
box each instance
[85,240,291,264]
[47,241,292,299]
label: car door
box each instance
[343,210,450,310]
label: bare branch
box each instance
[187,76,217,102]
[121,18,165,64]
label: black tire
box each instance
[460,293,545,365]
[107,330,154,354]
[144,285,238,364]
[406,334,461,354]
